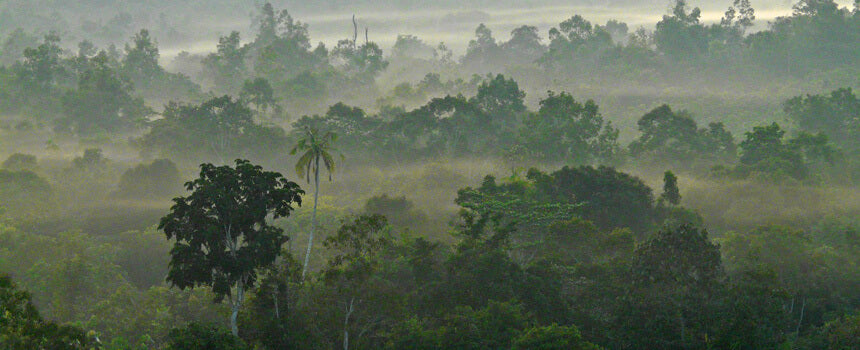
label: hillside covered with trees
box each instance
[1,0,859,349]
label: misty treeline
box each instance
[2,0,860,115]
[0,0,859,349]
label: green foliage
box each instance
[1,153,36,171]
[528,165,656,235]
[721,224,859,331]
[161,159,302,296]
[332,40,389,80]
[617,224,724,349]
[72,148,107,170]
[462,24,501,68]
[629,104,737,168]
[0,274,95,350]
[785,88,860,151]
[437,301,529,349]
[542,15,613,68]
[391,34,435,60]
[114,159,182,200]
[60,51,151,134]
[660,171,681,206]
[363,194,428,233]
[1,2,860,349]
[292,104,370,154]
[291,127,340,184]
[518,91,618,163]
[202,31,248,94]
[160,159,303,335]
[167,323,247,350]
[454,173,582,263]
[0,28,38,66]
[0,169,52,217]
[111,228,172,289]
[17,33,65,91]
[239,77,276,114]
[513,324,600,350]
[732,122,839,181]
[714,267,791,349]
[122,30,161,82]
[322,214,390,284]
[654,0,707,60]
[140,96,288,163]
[819,312,860,350]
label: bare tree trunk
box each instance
[302,157,320,279]
[231,278,245,337]
[344,297,354,350]
[795,297,806,334]
[273,283,280,320]
[225,225,242,337]
[352,15,358,49]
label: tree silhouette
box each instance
[160,159,303,336]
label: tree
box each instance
[140,96,288,163]
[167,323,247,350]
[654,0,708,60]
[659,171,681,206]
[391,34,435,59]
[331,39,389,79]
[629,105,737,167]
[321,214,391,350]
[0,169,52,217]
[363,194,428,233]
[292,127,340,279]
[502,25,546,64]
[1,153,37,171]
[784,88,860,150]
[17,33,65,92]
[542,15,613,67]
[61,51,151,134]
[202,31,248,93]
[721,0,756,35]
[240,77,276,114]
[1,28,39,66]
[470,74,526,139]
[115,159,182,199]
[519,91,618,163]
[528,166,656,235]
[159,159,304,336]
[462,23,500,68]
[122,29,163,90]
[619,224,725,349]
[738,123,807,179]
[250,3,324,87]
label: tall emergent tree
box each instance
[292,127,340,279]
[159,159,304,337]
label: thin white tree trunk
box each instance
[343,297,354,350]
[273,283,280,320]
[231,278,244,337]
[796,297,806,334]
[302,157,320,279]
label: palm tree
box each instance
[292,127,339,279]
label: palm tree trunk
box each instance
[302,158,320,279]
